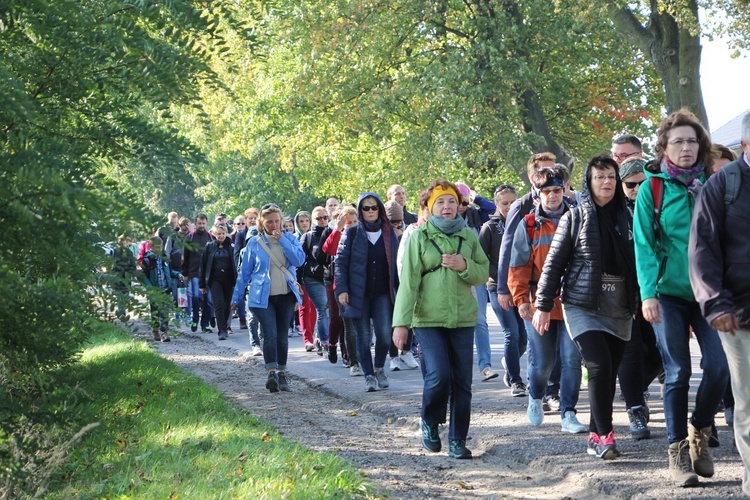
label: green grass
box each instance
[48,325,376,499]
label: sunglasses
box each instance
[236,222,246,225]
[624,180,644,189]
[460,201,470,207]
[361,206,378,212]
[315,215,329,221]
[494,184,516,194]
[261,203,279,211]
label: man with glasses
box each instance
[611,134,643,165]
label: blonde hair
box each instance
[258,205,282,234]
[211,223,228,236]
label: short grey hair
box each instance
[742,112,750,143]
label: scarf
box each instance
[661,158,705,197]
[429,214,467,236]
[363,219,383,232]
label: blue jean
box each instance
[188,277,213,328]
[250,292,297,371]
[355,293,393,377]
[652,294,729,443]
[474,285,492,370]
[304,279,329,344]
[489,290,527,384]
[525,319,582,416]
[415,326,474,440]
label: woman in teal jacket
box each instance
[232,204,305,393]
[393,180,489,460]
[633,109,729,487]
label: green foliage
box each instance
[45,326,373,498]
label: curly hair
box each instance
[654,109,713,172]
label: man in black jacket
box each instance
[689,112,750,497]
[181,213,214,332]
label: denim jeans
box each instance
[304,279,329,344]
[415,326,474,440]
[718,328,750,495]
[250,292,297,371]
[188,277,213,328]
[355,293,393,377]
[525,319,582,415]
[489,290,527,384]
[651,294,729,443]
[474,285,492,370]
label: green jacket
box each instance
[392,221,489,329]
[633,167,707,302]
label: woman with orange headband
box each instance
[392,179,489,459]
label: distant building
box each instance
[711,108,749,154]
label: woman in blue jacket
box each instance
[335,192,400,392]
[232,204,305,393]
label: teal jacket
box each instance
[633,166,707,302]
[392,221,489,329]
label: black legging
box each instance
[618,312,663,408]
[574,330,627,436]
[209,275,234,334]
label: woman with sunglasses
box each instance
[392,179,489,458]
[335,192,400,392]
[232,204,305,392]
[299,206,333,357]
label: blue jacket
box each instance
[232,232,305,308]
[335,192,400,319]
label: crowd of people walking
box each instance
[114,109,750,495]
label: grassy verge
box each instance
[48,324,375,499]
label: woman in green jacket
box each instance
[393,179,489,460]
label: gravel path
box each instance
[141,311,746,499]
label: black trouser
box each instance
[575,330,627,436]
[209,274,234,334]
[343,317,358,365]
[618,311,663,408]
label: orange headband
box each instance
[426,185,459,213]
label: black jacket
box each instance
[300,225,332,283]
[535,168,636,315]
[478,212,506,291]
[181,230,213,278]
[199,239,237,289]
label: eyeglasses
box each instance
[592,175,617,182]
[361,206,378,212]
[494,184,516,194]
[612,151,639,161]
[624,180,644,189]
[315,216,329,221]
[668,138,699,147]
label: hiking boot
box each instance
[511,382,528,397]
[481,366,499,382]
[277,371,290,392]
[543,395,561,412]
[328,344,338,364]
[587,432,600,456]
[152,329,161,341]
[595,430,620,460]
[375,367,389,389]
[160,332,171,342]
[399,351,419,369]
[688,423,714,477]
[239,319,248,330]
[349,364,363,377]
[500,357,511,387]
[364,375,378,392]
[709,423,720,448]
[420,419,441,452]
[266,371,279,393]
[561,411,588,434]
[668,439,700,487]
[449,439,472,459]
[252,345,263,357]
[190,322,198,332]
[527,397,544,426]
[627,406,651,440]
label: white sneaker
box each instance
[561,410,588,434]
[252,345,262,357]
[350,364,363,377]
[399,351,419,369]
[389,356,405,371]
